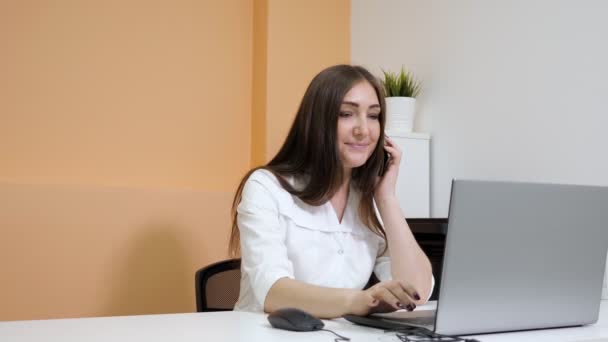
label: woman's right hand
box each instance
[346,280,421,316]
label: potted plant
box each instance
[381,67,422,134]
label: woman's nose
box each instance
[354,117,369,137]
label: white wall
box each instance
[352,0,608,217]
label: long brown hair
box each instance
[229,64,387,256]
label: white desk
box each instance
[2,301,608,342]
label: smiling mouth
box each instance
[346,143,369,149]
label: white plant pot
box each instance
[385,97,416,135]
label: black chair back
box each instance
[195,258,241,312]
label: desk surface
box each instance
[2,301,608,342]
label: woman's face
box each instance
[337,80,381,172]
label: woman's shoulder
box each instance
[246,168,282,188]
[243,168,295,198]
[240,168,296,210]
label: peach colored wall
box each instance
[0,183,233,320]
[0,0,350,321]
[264,0,351,159]
[0,0,252,191]
[251,0,268,166]
[0,0,252,321]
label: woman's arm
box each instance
[376,196,433,303]
[266,276,422,318]
[374,137,434,304]
[264,278,377,319]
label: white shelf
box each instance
[385,130,430,140]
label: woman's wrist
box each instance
[343,288,378,316]
[343,289,359,315]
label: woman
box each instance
[228,65,433,319]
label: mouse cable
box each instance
[391,326,480,342]
[320,328,351,342]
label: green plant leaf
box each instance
[380,66,422,98]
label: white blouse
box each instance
[233,169,394,312]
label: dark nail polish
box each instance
[396,302,402,308]
[406,304,414,311]
[413,293,421,301]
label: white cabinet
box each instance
[388,132,430,218]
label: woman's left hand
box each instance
[374,136,401,200]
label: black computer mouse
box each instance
[267,307,325,332]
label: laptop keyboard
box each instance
[381,315,435,328]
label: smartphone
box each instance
[378,149,390,176]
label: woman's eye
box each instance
[368,113,380,120]
[339,112,353,117]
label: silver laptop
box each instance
[345,179,608,335]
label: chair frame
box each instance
[195,258,241,312]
